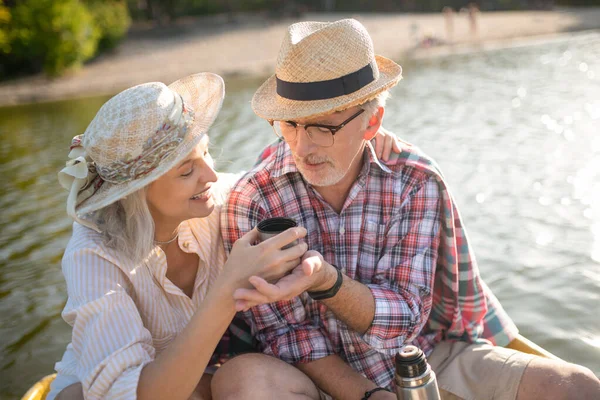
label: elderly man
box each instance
[218,19,599,400]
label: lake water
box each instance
[1,31,599,398]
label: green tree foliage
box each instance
[0,2,10,54]
[1,0,130,79]
[86,0,131,51]
[8,0,99,76]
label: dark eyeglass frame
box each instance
[268,108,365,147]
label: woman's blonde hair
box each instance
[97,188,155,264]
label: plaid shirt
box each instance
[221,139,518,389]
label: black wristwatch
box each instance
[307,266,343,300]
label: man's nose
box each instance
[293,127,318,158]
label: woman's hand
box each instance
[372,126,404,161]
[222,227,308,290]
[232,250,330,311]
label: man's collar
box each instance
[271,141,299,178]
[365,141,393,174]
[270,140,393,180]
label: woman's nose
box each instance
[198,159,218,184]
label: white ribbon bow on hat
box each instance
[58,137,102,232]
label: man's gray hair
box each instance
[97,188,155,265]
[360,91,389,130]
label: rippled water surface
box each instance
[1,31,599,398]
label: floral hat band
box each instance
[96,93,195,184]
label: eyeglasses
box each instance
[268,109,365,148]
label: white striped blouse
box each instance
[48,173,239,400]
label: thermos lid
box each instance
[395,345,428,378]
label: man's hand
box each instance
[300,250,339,292]
[232,250,336,311]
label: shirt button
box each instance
[339,227,345,235]
[183,241,190,248]
[348,345,355,353]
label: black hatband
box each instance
[276,63,374,101]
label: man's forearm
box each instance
[311,263,375,334]
[295,355,394,400]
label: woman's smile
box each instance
[190,186,212,202]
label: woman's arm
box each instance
[62,226,306,400]
[138,227,307,400]
[136,282,236,400]
[60,249,234,400]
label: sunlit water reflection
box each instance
[1,31,599,398]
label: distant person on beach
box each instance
[468,2,480,39]
[443,6,454,42]
[46,73,402,400]
[220,18,600,400]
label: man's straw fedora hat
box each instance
[252,19,403,121]
[57,72,224,231]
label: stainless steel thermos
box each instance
[395,345,441,400]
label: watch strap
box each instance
[362,387,391,399]
[307,266,343,300]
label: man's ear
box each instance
[363,107,384,141]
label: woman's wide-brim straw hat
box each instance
[252,19,403,121]
[57,72,225,231]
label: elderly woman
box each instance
[47,73,309,400]
[48,73,402,400]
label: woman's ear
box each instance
[363,107,384,141]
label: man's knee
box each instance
[562,364,600,398]
[518,358,600,400]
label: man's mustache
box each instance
[296,154,333,165]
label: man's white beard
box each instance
[298,161,346,187]
[295,143,365,188]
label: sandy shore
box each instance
[1,8,599,107]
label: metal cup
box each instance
[257,217,298,249]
